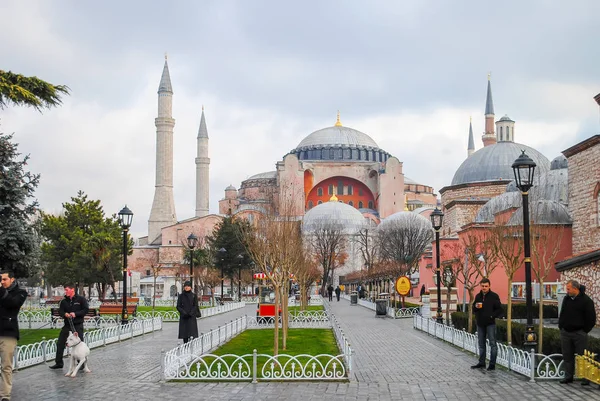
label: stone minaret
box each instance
[482,74,497,147]
[467,116,475,157]
[195,106,210,217]
[148,56,177,243]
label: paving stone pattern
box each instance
[10,301,600,400]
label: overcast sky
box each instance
[1,1,599,238]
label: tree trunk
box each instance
[467,288,475,333]
[152,275,157,313]
[273,285,280,356]
[507,279,512,345]
[538,278,544,353]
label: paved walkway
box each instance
[9,301,600,400]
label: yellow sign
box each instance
[395,276,411,296]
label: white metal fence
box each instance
[412,315,565,382]
[14,317,162,370]
[136,301,246,321]
[163,309,351,382]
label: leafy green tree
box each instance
[40,191,125,295]
[0,70,69,111]
[0,133,41,277]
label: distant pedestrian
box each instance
[0,270,28,401]
[327,284,334,302]
[471,278,502,371]
[50,283,89,370]
[420,284,426,298]
[177,281,200,344]
[558,280,596,385]
[335,286,341,302]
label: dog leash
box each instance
[67,316,77,332]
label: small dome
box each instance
[530,168,568,205]
[246,171,277,180]
[295,125,379,150]
[451,142,550,186]
[550,155,568,170]
[378,211,432,231]
[303,201,366,234]
[499,115,514,122]
[225,185,237,191]
[508,199,571,225]
[475,192,522,223]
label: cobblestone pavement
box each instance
[10,301,600,400]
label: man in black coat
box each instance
[558,279,597,384]
[0,270,28,401]
[471,278,503,371]
[49,284,89,370]
[177,281,200,343]
[327,284,334,302]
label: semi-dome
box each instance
[508,199,571,225]
[451,142,550,186]
[302,200,366,234]
[550,155,568,170]
[475,192,522,223]
[246,171,277,180]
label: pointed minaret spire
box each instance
[334,110,342,127]
[482,73,497,147]
[195,107,210,217]
[149,57,177,243]
[468,116,475,157]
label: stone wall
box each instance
[560,261,600,326]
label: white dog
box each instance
[64,331,91,377]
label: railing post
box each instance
[13,346,19,371]
[118,324,121,342]
[508,345,512,371]
[42,338,47,363]
[462,329,465,350]
[28,315,32,329]
[200,333,203,355]
[252,349,258,384]
[529,348,536,383]
[160,349,165,380]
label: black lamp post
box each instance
[236,254,243,302]
[218,247,226,302]
[430,207,444,324]
[512,150,537,346]
[187,233,198,293]
[118,205,133,325]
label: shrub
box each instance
[456,302,558,318]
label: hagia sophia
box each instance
[129,58,600,325]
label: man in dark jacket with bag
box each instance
[471,278,503,371]
[177,281,200,343]
[0,270,28,401]
[49,283,89,370]
[558,279,596,385]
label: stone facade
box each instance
[559,259,600,326]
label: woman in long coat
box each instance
[177,281,200,343]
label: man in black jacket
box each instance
[49,284,89,370]
[558,279,596,384]
[471,278,502,371]
[0,270,28,401]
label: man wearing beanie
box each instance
[177,281,200,343]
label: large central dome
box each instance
[296,125,379,149]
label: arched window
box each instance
[368,200,374,209]
[358,201,363,209]
[349,201,354,207]
[507,126,511,140]
[308,201,313,209]
[348,185,353,195]
[317,187,323,197]
[328,184,333,195]
[318,200,323,205]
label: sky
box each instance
[1,0,599,238]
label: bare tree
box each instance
[377,213,432,306]
[356,228,379,271]
[294,246,321,310]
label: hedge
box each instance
[450,311,600,355]
[456,303,558,319]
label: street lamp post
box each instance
[118,205,133,325]
[218,248,226,302]
[512,151,537,346]
[236,254,243,302]
[430,207,444,324]
[187,233,198,294]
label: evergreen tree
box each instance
[208,217,251,278]
[0,70,69,111]
[0,133,40,277]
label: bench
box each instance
[50,308,99,328]
[99,297,139,305]
[43,296,63,307]
[98,304,137,317]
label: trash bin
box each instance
[375,293,389,317]
[350,291,358,305]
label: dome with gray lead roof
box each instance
[295,125,379,149]
[451,142,550,186]
[302,200,366,234]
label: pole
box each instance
[121,228,128,325]
[220,264,224,303]
[522,191,537,345]
[238,266,242,302]
[435,230,443,324]
[190,248,194,294]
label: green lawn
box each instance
[137,305,177,312]
[189,328,345,379]
[288,305,324,312]
[19,329,61,345]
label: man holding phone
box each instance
[471,278,503,371]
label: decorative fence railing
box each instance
[412,315,565,382]
[323,302,353,376]
[344,296,420,319]
[18,310,120,329]
[14,317,162,370]
[163,311,350,381]
[288,295,324,306]
[137,302,246,322]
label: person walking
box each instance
[335,286,341,302]
[471,278,502,371]
[0,270,28,401]
[558,279,596,385]
[177,281,200,343]
[49,284,89,370]
[327,284,334,302]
